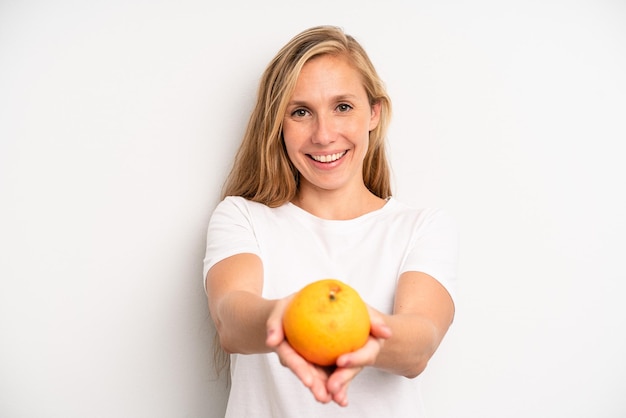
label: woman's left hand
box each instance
[326,307,392,406]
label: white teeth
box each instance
[311,151,346,163]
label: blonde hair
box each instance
[221,25,393,206]
[213,26,393,377]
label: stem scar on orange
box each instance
[282,279,371,366]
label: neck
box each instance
[291,185,386,220]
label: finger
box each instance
[327,366,360,407]
[336,336,382,368]
[274,342,333,403]
[370,320,392,339]
[332,383,350,407]
[274,341,314,387]
[309,367,333,404]
[367,307,392,339]
[266,297,291,347]
[327,365,361,393]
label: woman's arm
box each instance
[208,253,453,405]
[372,270,455,378]
[326,271,454,404]
[206,253,275,354]
[207,252,338,403]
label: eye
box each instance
[291,108,309,118]
[337,103,353,112]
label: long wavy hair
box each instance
[213,26,393,378]
[221,25,393,205]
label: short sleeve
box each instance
[202,197,261,292]
[401,209,459,303]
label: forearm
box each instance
[212,290,276,354]
[374,313,446,378]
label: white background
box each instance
[1,1,625,417]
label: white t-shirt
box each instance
[203,196,458,418]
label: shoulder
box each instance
[218,195,257,210]
[212,197,294,228]
[215,196,273,216]
[382,200,459,252]
[385,198,457,229]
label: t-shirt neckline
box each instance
[284,197,396,227]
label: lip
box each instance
[307,150,348,163]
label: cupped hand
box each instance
[326,306,392,406]
[265,296,333,404]
[266,300,392,407]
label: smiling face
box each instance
[282,54,381,199]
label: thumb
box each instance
[368,307,392,339]
[266,296,292,348]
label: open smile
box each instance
[308,151,348,163]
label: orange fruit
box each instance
[282,278,370,366]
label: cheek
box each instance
[282,121,295,143]
[282,133,295,154]
[282,124,306,151]
[282,133,299,163]
[350,123,371,148]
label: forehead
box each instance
[292,54,366,96]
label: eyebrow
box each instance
[286,94,360,107]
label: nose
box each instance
[311,113,335,145]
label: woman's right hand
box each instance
[265,297,334,404]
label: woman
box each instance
[204,25,458,417]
